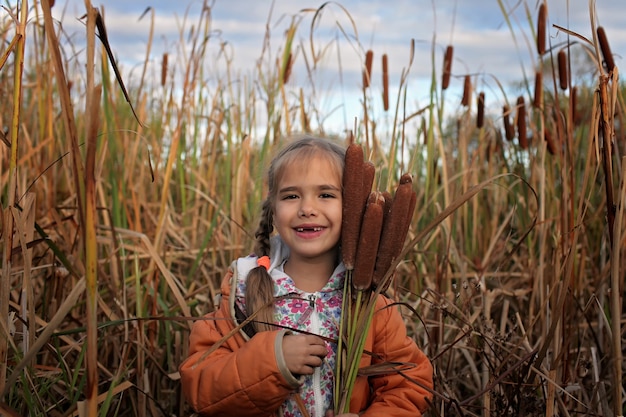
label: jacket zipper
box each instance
[307,293,324,417]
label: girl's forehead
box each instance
[276,154,342,185]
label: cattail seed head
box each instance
[461,75,471,107]
[477,92,485,128]
[533,71,543,108]
[503,105,515,141]
[597,26,615,73]
[382,54,389,111]
[558,50,568,90]
[516,96,528,149]
[363,49,374,88]
[442,45,454,90]
[282,52,293,84]
[341,143,365,270]
[537,3,547,55]
[161,53,169,87]
[352,191,385,291]
[544,127,557,155]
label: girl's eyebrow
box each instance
[278,184,340,193]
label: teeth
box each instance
[296,227,322,232]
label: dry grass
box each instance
[0,1,624,416]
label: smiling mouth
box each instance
[296,227,323,232]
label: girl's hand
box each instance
[282,334,327,375]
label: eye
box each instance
[320,192,337,199]
[281,194,299,200]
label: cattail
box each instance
[461,75,471,106]
[282,52,293,84]
[477,92,485,128]
[597,26,615,73]
[503,105,515,141]
[516,96,528,149]
[363,49,374,88]
[442,45,454,90]
[372,174,415,288]
[352,192,385,291]
[533,71,543,108]
[544,127,557,155]
[537,3,546,55]
[161,53,168,87]
[571,86,581,125]
[382,54,389,111]
[362,161,376,203]
[341,143,365,270]
[558,50,568,90]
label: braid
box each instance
[254,198,274,257]
[245,197,275,333]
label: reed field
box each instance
[0,0,624,416]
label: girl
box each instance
[180,136,433,417]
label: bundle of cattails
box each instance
[336,142,417,413]
[597,26,615,74]
[442,45,454,90]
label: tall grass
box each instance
[0,0,624,416]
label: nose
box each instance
[298,196,317,217]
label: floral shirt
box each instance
[234,236,345,417]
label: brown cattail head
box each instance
[537,3,547,55]
[461,75,471,107]
[362,161,376,204]
[503,105,515,141]
[597,26,615,73]
[558,50,568,90]
[442,45,454,90]
[363,49,374,88]
[516,96,528,149]
[533,71,543,108]
[372,175,415,289]
[352,191,385,291]
[382,54,389,111]
[161,53,169,87]
[571,86,582,125]
[341,143,365,270]
[477,92,485,128]
[282,52,293,84]
[544,127,557,155]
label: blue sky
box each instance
[51,0,624,131]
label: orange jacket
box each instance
[180,266,433,416]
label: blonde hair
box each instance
[245,135,346,333]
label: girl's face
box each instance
[273,154,343,265]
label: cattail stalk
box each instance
[442,45,454,90]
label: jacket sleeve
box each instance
[361,296,434,417]
[179,308,300,416]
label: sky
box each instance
[49,0,625,132]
